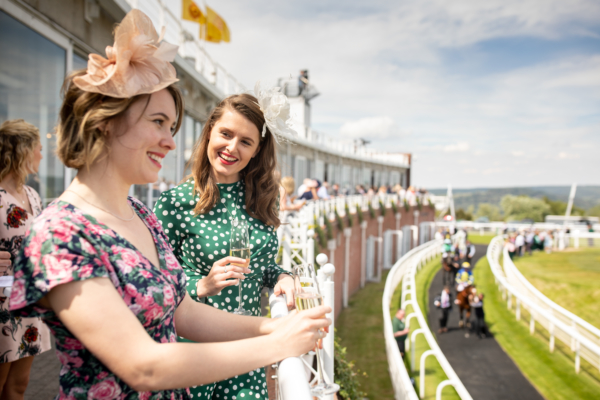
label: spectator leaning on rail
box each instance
[392,309,410,357]
[8,10,331,400]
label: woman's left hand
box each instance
[274,274,295,309]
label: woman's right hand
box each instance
[271,305,332,358]
[196,257,250,298]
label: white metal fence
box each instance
[487,236,600,373]
[382,239,473,400]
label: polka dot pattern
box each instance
[155,180,288,398]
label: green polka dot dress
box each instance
[155,179,288,400]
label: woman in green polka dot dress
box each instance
[155,93,296,400]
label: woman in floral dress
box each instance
[0,119,51,399]
[155,92,297,400]
[9,10,330,400]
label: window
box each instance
[0,11,66,204]
[183,114,202,177]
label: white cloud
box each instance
[339,116,401,139]
[173,0,600,187]
[443,142,470,152]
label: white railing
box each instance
[383,239,473,400]
[487,237,600,373]
[269,253,336,400]
[437,221,600,234]
[125,0,245,96]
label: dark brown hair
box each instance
[190,94,280,228]
[56,70,184,169]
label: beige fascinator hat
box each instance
[73,9,179,98]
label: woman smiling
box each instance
[155,94,296,399]
[9,10,329,399]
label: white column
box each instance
[360,220,368,288]
[343,228,352,308]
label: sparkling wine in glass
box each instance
[230,219,251,316]
[293,264,340,397]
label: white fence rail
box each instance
[437,221,600,234]
[487,236,600,373]
[383,239,473,400]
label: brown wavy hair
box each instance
[0,119,40,188]
[56,70,184,169]
[190,94,280,228]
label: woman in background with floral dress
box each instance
[0,119,51,399]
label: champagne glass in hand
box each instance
[293,264,340,397]
[230,219,251,316]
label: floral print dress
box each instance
[0,186,51,362]
[10,197,191,400]
[155,179,289,400]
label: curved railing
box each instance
[487,237,600,372]
[383,239,473,400]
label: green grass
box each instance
[475,257,600,400]
[336,271,394,399]
[513,248,600,328]
[389,257,460,400]
[467,233,496,245]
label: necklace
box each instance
[65,190,136,222]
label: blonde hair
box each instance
[0,119,40,188]
[190,94,281,228]
[281,176,295,196]
[57,70,184,169]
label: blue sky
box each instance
[181,0,600,188]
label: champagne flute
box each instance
[293,264,340,397]
[230,219,252,316]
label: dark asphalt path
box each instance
[427,244,543,400]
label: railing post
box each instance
[319,261,335,398]
[530,313,535,335]
[307,229,315,266]
[420,350,436,398]
[343,228,352,308]
[549,322,555,353]
[436,380,455,400]
[516,299,521,321]
[575,341,581,373]
[410,328,425,372]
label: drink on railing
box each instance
[292,264,339,397]
[295,292,323,311]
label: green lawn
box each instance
[512,248,600,328]
[336,272,394,399]
[467,233,496,245]
[475,257,600,400]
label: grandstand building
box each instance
[0,0,412,206]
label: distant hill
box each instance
[428,186,600,212]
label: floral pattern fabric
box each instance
[0,186,51,363]
[10,197,190,399]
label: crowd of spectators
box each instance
[279,176,431,213]
[505,229,556,258]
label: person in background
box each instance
[455,262,474,292]
[544,232,553,254]
[299,179,318,201]
[0,119,52,399]
[355,185,365,195]
[515,231,525,257]
[377,185,388,195]
[468,287,488,339]
[297,177,312,197]
[525,230,534,255]
[331,183,340,197]
[315,179,329,199]
[434,286,453,334]
[465,239,476,264]
[392,309,409,357]
[434,229,443,241]
[280,176,305,214]
[588,223,594,247]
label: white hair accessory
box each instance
[254,81,297,143]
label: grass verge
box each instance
[475,256,600,400]
[467,233,496,245]
[512,248,600,328]
[389,257,461,400]
[336,271,393,399]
